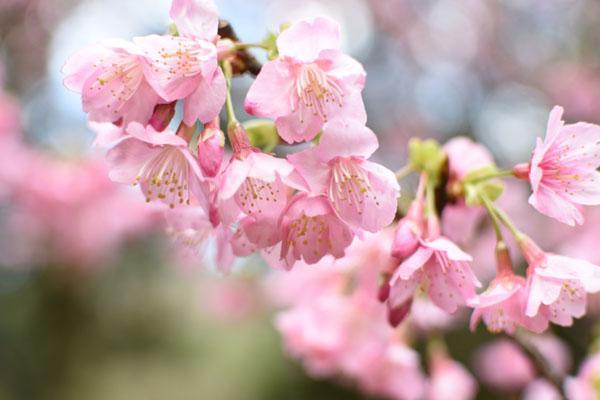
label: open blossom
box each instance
[280,194,353,268]
[270,231,427,400]
[520,235,600,327]
[218,123,299,255]
[514,106,600,226]
[63,39,161,125]
[469,243,548,334]
[289,119,399,233]
[389,234,481,314]
[134,0,225,125]
[106,122,206,209]
[244,17,366,143]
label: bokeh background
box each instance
[1,0,600,399]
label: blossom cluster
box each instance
[63,0,399,271]
[61,0,600,398]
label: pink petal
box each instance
[135,34,217,101]
[392,246,433,283]
[321,50,366,93]
[287,147,330,194]
[246,152,294,182]
[105,138,159,183]
[318,119,378,160]
[125,122,188,147]
[529,184,584,226]
[388,273,420,308]
[543,105,565,147]
[220,158,251,199]
[170,0,219,41]
[183,66,226,125]
[424,237,473,262]
[275,106,323,144]
[277,17,341,63]
[426,262,465,313]
[118,80,161,125]
[244,60,295,119]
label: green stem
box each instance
[468,169,515,184]
[395,164,414,181]
[222,61,237,125]
[492,203,525,241]
[426,178,436,219]
[478,192,504,242]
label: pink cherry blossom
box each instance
[514,106,600,226]
[389,236,481,314]
[391,199,425,260]
[164,205,234,271]
[520,235,600,327]
[244,17,366,143]
[217,123,297,252]
[279,193,354,268]
[106,122,207,209]
[0,148,157,267]
[288,119,399,233]
[63,39,161,125]
[197,119,224,178]
[134,0,224,126]
[269,231,427,399]
[169,0,219,42]
[469,244,548,334]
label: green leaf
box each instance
[243,119,279,152]
[260,32,279,60]
[408,138,447,184]
[462,165,499,183]
[464,181,505,207]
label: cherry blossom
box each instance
[288,119,399,233]
[133,0,224,125]
[520,235,600,327]
[389,236,481,314]
[514,106,600,226]
[63,39,161,125]
[244,17,366,143]
[106,122,207,209]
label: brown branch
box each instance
[218,19,263,77]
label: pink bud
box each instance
[391,219,419,259]
[378,275,391,302]
[198,127,224,177]
[148,102,176,132]
[518,235,546,267]
[228,122,253,157]
[513,163,530,180]
[388,298,412,327]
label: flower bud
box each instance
[198,127,224,177]
[391,219,419,259]
[148,102,176,132]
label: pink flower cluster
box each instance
[269,231,476,400]
[63,1,399,271]
[60,1,600,398]
[0,89,156,268]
